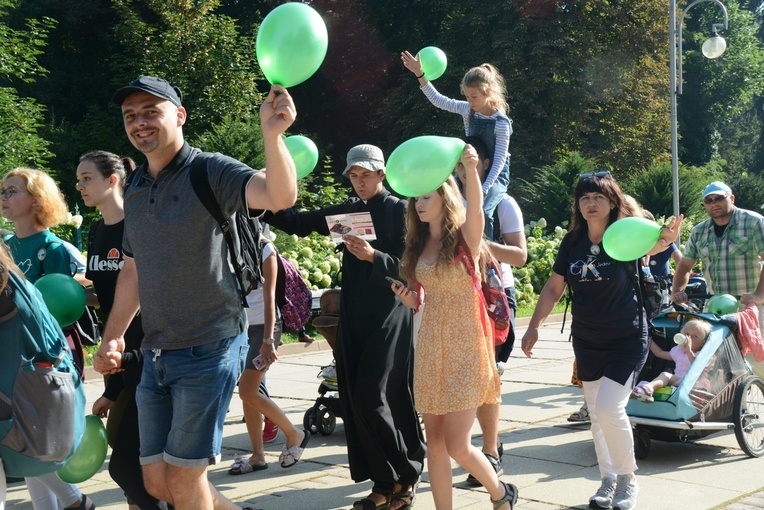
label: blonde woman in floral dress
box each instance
[393,145,517,510]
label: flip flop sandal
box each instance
[279,429,310,468]
[228,456,268,475]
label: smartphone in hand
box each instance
[385,276,405,288]
[253,354,271,371]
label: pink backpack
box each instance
[274,251,313,331]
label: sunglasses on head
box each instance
[702,194,729,205]
[579,171,612,180]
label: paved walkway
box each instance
[6,318,764,509]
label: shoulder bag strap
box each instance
[455,229,491,337]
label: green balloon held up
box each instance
[706,294,739,315]
[256,3,328,88]
[386,136,465,197]
[57,415,108,484]
[418,46,448,81]
[284,135,319,179]
[34,273,86,327]
[602,217,662,262]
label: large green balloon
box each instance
[602,217,661,262]
[386,136,466,197]
[256,3,328,88]
[706,294,739,315]
[418,46,447,81]
[34,273,86,327]
[284,135,319,179]
[57,415,107,484]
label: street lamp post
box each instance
[669,0,729,218]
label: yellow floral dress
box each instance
[414,259,501,415]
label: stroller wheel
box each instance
[634,427,651,460]
[317,407,337,436]
[303,407,318,435]
[734,376,764,458]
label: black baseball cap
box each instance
[112,76,183,107]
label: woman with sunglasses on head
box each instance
[520,171,682,510]
[1,168,95,510]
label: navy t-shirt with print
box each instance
[553,232,648,384]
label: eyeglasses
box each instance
[702,194,729,205]
[0,188,26,199]
[579,171,612,180]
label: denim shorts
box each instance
[136,332,248,468]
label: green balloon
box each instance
[57,415,107,484]
[602,217,661,262]
[706,294,739,315]
[256,3,328,88]
[386,136,466,197]
[418,46,447,81]
[284,135,319,179]
[34,273,86,327]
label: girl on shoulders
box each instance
[401,52,511,240]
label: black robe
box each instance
[264,189,425,486]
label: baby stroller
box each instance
[303,289,344,436]
[626,294,764,460]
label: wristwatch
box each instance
[263,337,275,345]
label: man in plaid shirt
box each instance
[671,181,764,375]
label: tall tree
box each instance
[0,0,55,174]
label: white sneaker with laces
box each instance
[589,477,615,509]
[612,475,639,510]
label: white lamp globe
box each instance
[702,35,727,59]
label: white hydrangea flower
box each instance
[70,214,83,229]
[537,217,547,229]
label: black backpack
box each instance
[188,153,264,307]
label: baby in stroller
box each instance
[632,319,712,403]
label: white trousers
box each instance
[25,473,81,510]
[582,374,637,480]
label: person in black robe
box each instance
[263,144,425,510]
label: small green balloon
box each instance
[34,273,86,327]
[284,135,319,179]
[706,294,739,315]
[256,3,328,88]
[602,217,662,262]
[386,136,466,197]
[57,415,107,484]
[418,46,448,81]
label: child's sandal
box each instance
[491,481,518,510]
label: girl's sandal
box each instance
[491,481,518,510]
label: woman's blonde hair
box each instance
[3,168,69,228]
[400,176,491,285]
[461,63,509,115]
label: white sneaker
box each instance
[589,477,615,509]
[496,362,506,376]
[612,475,639,510]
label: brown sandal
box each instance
[352,490,392,510]
[390,483,417,510]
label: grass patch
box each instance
[517,300,568,318]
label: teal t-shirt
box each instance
[6,231,73,283]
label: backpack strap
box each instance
[622,260,645,342]
[188,154,247,307]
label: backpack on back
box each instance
[188,153,264,307]
[0,271,86,477]
[273,248,312,331]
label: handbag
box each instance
[454,230,511,346]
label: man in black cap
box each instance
[95,76,298,510]
[263,144,425,510]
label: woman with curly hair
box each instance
[393,145,517,510]
[1,168,95,510]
